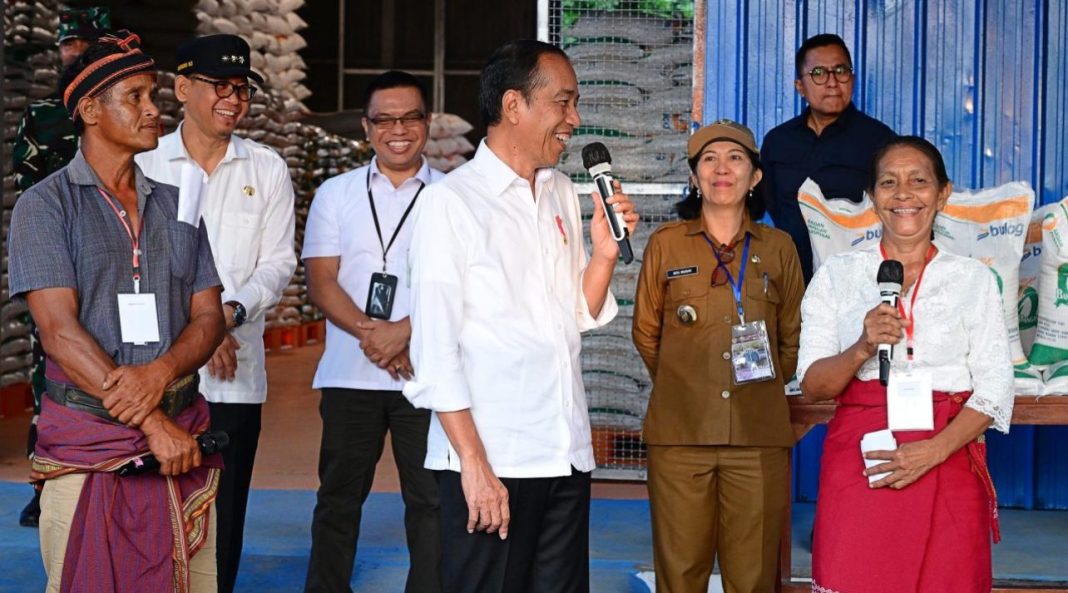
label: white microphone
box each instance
[877,259,903,386]
[581,142,634,264]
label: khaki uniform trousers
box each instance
[39,472,218,593]
[647,445,789,593]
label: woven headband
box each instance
[63,30,156,119]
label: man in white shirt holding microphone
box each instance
[404,40,638,593]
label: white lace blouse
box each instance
[797,245,1014,433]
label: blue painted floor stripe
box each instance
[1,481,1065,592]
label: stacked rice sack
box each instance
[1025,198,1068,394]
[557,12,693,182]
[424,113,474,173]
[800,179,1042,394]
[257,125,372,329]
[1,0,60,387]
[193,0,311,108]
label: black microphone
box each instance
[117,430,230,477]
[877,260,904,386]
[581,142,634,264]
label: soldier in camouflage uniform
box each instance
[11,6,109,528]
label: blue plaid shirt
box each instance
[7,150,221,366]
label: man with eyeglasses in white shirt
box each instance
[136,33,297,593]
[404,40,638,593]
[302,71,444,593]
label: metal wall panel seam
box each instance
[973,0,985,190]
[854,0,867,109]
[913,0,927,135]
[1031,0,1045,204]
[741,0,751,125]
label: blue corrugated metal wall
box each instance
[701,0,1068,509]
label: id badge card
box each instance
[730,320,775,384]
[365,272,398,320]
[886,367,934,431]
[117,293,161,345]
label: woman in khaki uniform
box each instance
[632,120,804,593]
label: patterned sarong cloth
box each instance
[811,379,999,593]
[33,393,222,593]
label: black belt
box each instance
[45,374,199,424]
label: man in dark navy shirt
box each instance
[761,33,895,282]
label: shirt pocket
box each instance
[665,275,710,328]
[220,211,262,270]
[744,272,783,342]
[167,220,200,284]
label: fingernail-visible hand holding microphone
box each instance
[581,142,634,264]
[877,260,903,386]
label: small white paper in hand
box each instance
[860,429,898,484]
[177,163,205,225]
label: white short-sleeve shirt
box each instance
[301,157,443,391]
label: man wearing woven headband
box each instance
[138,33,296,593]
[11,6,110,529]
[8,31,226,593]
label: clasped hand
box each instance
[100,361,169,426]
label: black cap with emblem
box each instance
[175,34,263,84]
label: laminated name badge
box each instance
[731,320,775,384]
[887,367,934,431]
[117,293,161,345]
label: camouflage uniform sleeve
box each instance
[12,106,44,193]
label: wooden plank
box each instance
[789,396,1068,426]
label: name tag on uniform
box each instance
[117,293,161,345]
[887,368,934,431]
[730,320,775,384]
[667,266,698,279]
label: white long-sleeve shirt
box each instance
[403,141,617,478]
[136,125,297,404]
[797,245,1014,432]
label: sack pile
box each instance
[556,12,693,182]
[193,0,311,109]
[262,123,372,329]
[425,113,474,173]
[2,0,61,387]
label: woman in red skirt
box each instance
[796,136,1013,593]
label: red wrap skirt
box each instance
[811,379,999,593]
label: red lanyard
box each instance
[880,243,937,361]
[98,188,145,293]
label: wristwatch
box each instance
[226,301,247,328]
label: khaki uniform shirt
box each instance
[633,216,804,447]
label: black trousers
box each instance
[304,388,441,593]
[437,467,591,593]
[208,401,263,593]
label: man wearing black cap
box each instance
[137,33,296,593]
[11,5,110,529]
[8,30,225,592]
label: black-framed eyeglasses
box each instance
[190,75,257,101]
[805,65,854,85]
[368,113,427,128]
